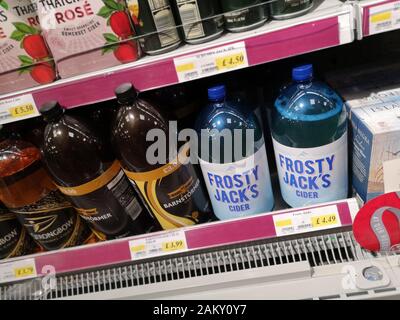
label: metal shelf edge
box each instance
[0,198,359,284]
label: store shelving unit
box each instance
[0,199,359,297]
[0,0,353,112]
[356,0,400,39]
[2,1,400,300]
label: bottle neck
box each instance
[295,77,312,85]
[209,97,225,105]
[118,97,136,106]
[44,110,64,123]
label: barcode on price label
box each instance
[129,230,188,261]
[0,94,39,125]
[369,1,400,35]
[273,205,341,237]
[0,258,37,284]
[174,41,249,82]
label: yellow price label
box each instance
[371,11,392,23]
[312,214,338,228]
[131,244,145,253]
[9,104,35,118]
[216,52,245,70]
[176,63,195,73]
[14,266,34,278]
[275,219,292,228]
[162,240,186,252]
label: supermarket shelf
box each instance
[356,0,400,39]
[0,0,353,113]
[0,198,359,285]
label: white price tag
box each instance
[174,42,249,83]
[369,1,400,35]
[129,230,188,261]
[0,258,37,284]
[384,158,400,193]
[0,94,39,125]
[273,205,341,237]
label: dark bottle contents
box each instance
[0,139,93,251]
[112,83,214,230]
[142,83,202,130]
[220,0,269,32]
[127,0,181,55]
[40,102,159,239]
[270,0,313,20]
[2,117,46,149]
[171,0,224,44]
[0,203,33,260]
[66,101,118,152]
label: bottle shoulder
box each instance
[113,100,168,136]
[196,102,259,131]
[43,116,100,151]
[0,139,40,178]
[274,80,344,120]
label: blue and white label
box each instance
[199,145,274,221]
[273,132,348,208]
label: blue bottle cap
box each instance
[292,64,313,82]
[208,85,226,101]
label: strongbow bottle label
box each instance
[11,190,91,251]
[124,143,211,230]
[56,161,143,238]
[273,132,348,208]
[0,139,93,252]
[0,211,31,259]
[199,144,274,220]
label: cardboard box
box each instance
[351,100,400,204]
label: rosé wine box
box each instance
[0,0,56,95]
[35,0,140,79]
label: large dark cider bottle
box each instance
[0,138,92,251]
[112,83,214,230]
[40,102,159,239]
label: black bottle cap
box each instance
[115,83,138,105]
[40,101,64,122]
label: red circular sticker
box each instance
[353,192,400,252]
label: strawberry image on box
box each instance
[35,0,140,78]
[0,0,56,94]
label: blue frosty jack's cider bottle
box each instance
[196,85,274,220]
[271,65,348,208]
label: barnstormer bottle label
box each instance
[56,161,144,238]
[199,144,274,220]
[273,132,348,208]
[124,143,212,230]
